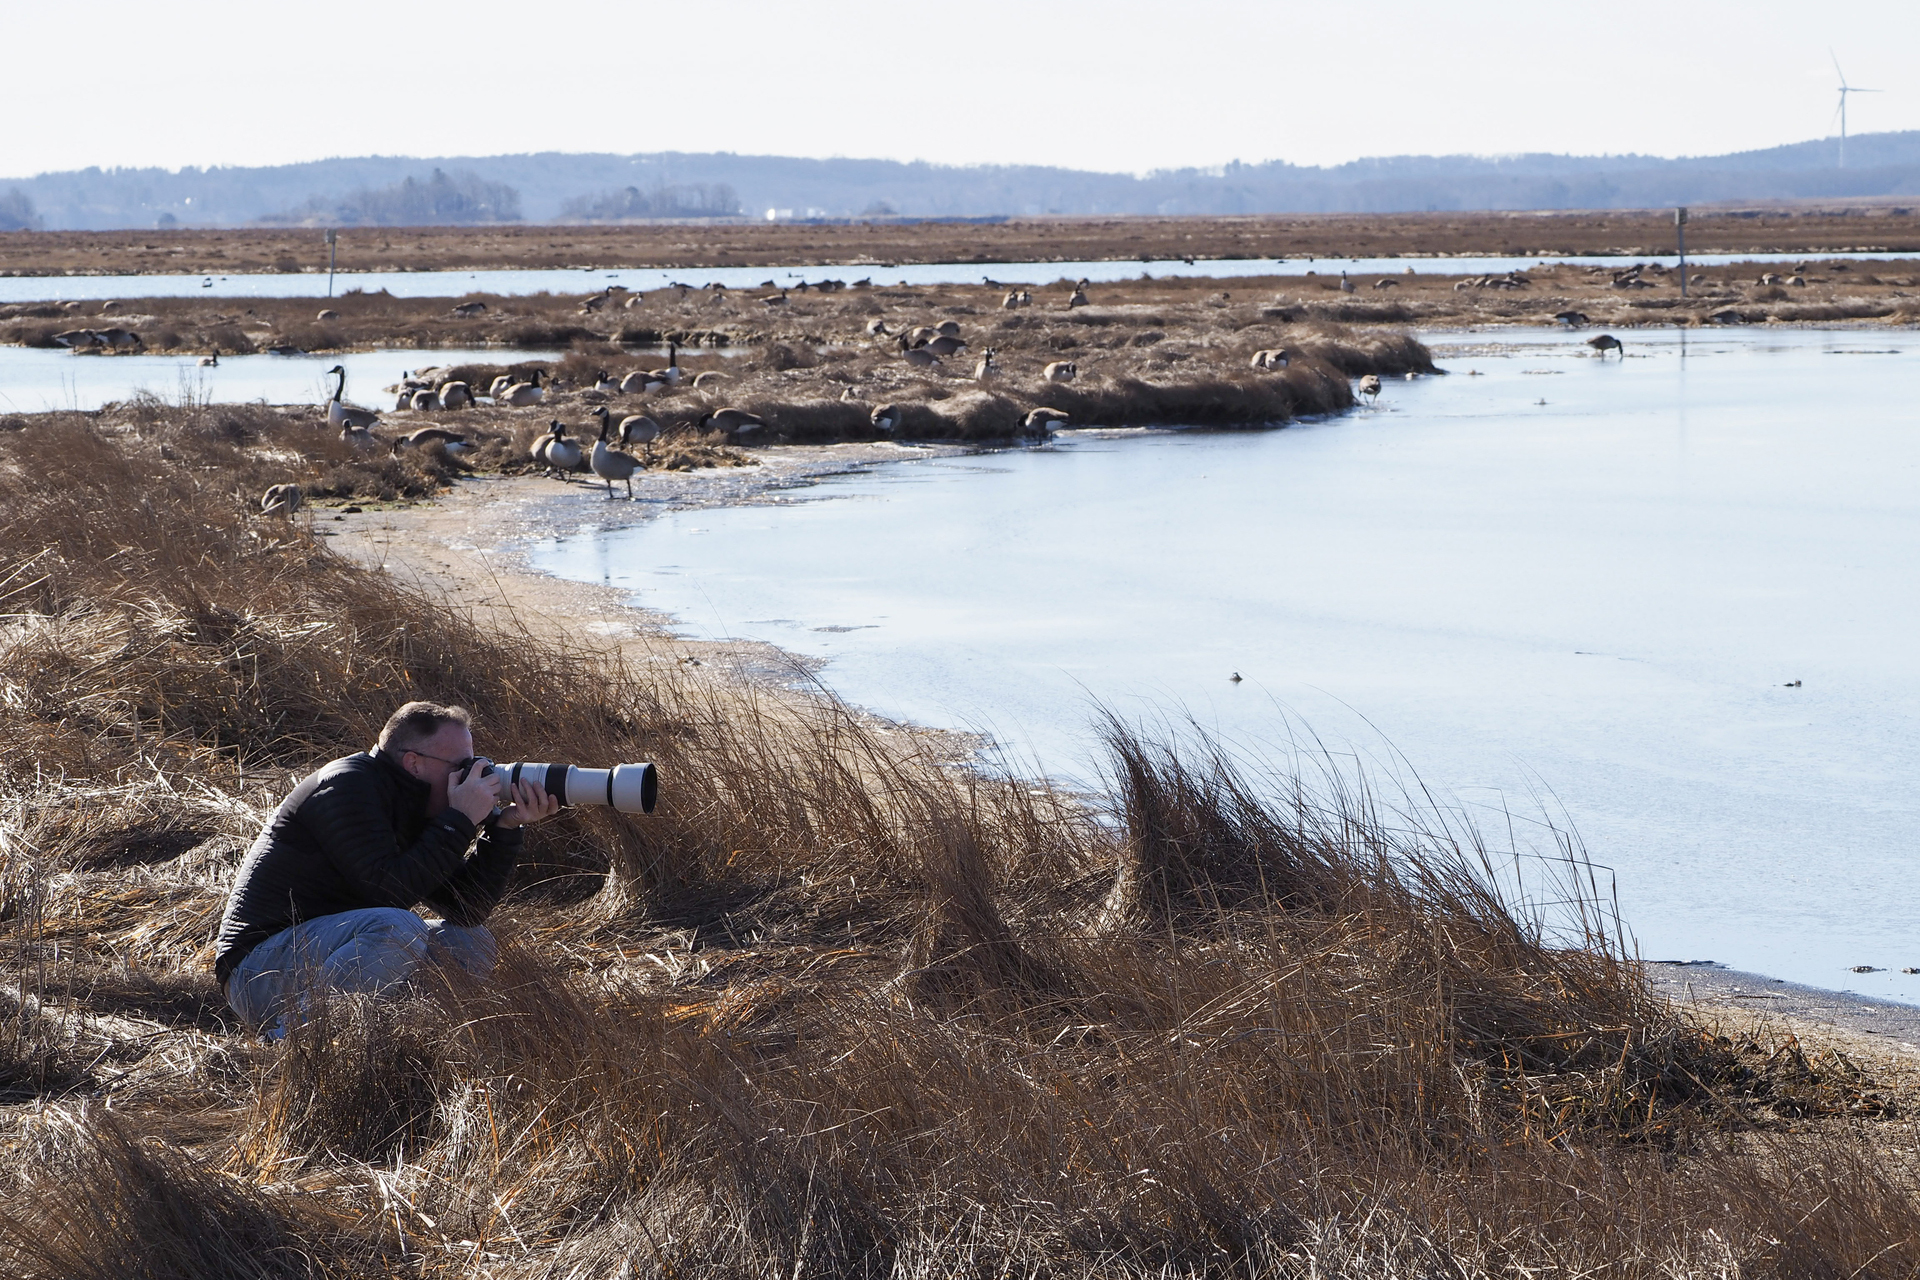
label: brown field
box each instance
[4,403,1920,1276]
[5,205,1920,278]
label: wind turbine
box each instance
[1830,50,1881,169]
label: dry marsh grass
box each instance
[7,208,1920,278]
[3,414,1920,1276]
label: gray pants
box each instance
[225,907,496,1033]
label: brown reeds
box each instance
[4,410,1920,1276]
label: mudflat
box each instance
[6,206,1920,278]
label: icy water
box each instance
[0,346,551,414]
[2,251,1914,302]
[530,326,1920,999]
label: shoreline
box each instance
[325,444,1920,1045]
[7,210,1920,278]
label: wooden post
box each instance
[325,228,338,297]
[1675,207,1688,298]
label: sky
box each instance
[3,1,1915,179]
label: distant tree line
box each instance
[8,135,1920,229]
[264,168,521,227]
[559,183,741,221]
[0,189,40,231]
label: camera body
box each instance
[455,758,658,815]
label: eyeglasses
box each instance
[406,749,479,773]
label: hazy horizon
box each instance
[8,130,1914,186]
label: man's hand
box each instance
[494,777,560,829]
[447,763,503,825]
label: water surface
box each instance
[530,327,1920,998]
[0,346,546,414]
[3,251,1913,302]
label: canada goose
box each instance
[536,420,583,478]
[1372,278,1398,289]
[1358,374,1382,404]
[865,318,891,336]
[1043,360,1077,383]
[98,327,143,352]
[450,301,488,317]
[410,389,441,412]
[973,348,997,380]
[488,374,515,398]
[935,320,962,338]
[649,341,682,385]
[1339,272,1355,294]
[617,412,661,458]
[1002,290,1021,310]
[265,343,306,356]
[1023,407,1069,436]
[590,415,642,499]
[1017,289,1032,307]
[870,403,901,433]
[692,370,729,388]
[1553,311,1590,328]
[620,369,665,395]
[395,390,415,410]
[702,407,766,438]
[1249,349,1290,371]
[197,348,219,367]
[439,381,473,409]
[392,427,472,455]
[592,369,621,394]
[1586,334,1624,358]
[317,309,338,321]
[579,288,611,313]
[340,422,376,450]
[1065,287,1089,309]
[762,289,789,307]
[52,328,102,349]
[260,484,304,517]
[324,365,380,430]
[900,342,941,370]
[500,369,545,406]
[923,334,968,357]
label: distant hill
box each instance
[5,134,1920,231]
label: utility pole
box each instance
[325,228,338,297]
[1675,207,1688,298]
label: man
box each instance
[215,700,560,1032]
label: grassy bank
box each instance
[2,411,1918,1276]
[3,285,1448,446]
[5,207,1920,278]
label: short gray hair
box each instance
[377,700,473,753]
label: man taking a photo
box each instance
[215,700,559,1033]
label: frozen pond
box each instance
[530,326,1920,999]
[2,250,1915,303]
[0,346,547,414]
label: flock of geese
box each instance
[262,272,1641,519]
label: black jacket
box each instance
[213,749,523,984]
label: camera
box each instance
[456,758,658,814]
